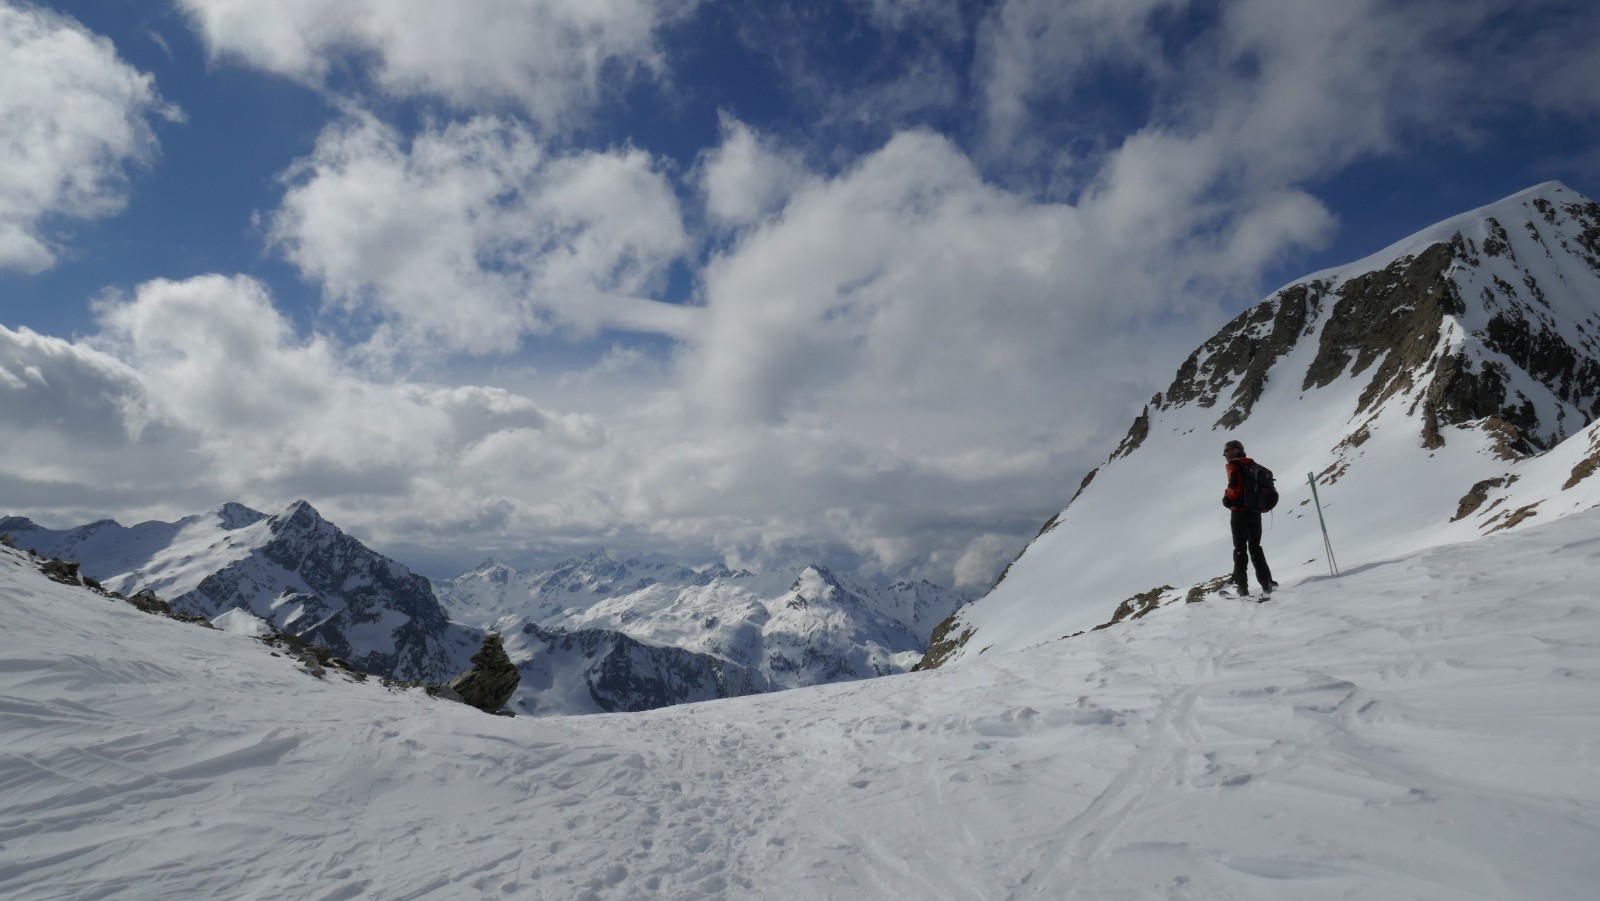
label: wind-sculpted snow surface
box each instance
[932,182,1600,666]
[3,510,1599,897]
[0,501,474,681]
[439,550,969,713]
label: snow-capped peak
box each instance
[1,500,472,682]
[1293,180,1587,290]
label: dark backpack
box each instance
[1240,462,1279,512]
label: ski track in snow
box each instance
[3,511,1600,899]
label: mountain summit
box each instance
[2,500,473,681]
[924,182,1600,667]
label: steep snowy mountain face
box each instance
[0,501,474,681]
[926,182,1600,667]
[437,550,969,715]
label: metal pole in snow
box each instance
[1308,472,1340,577]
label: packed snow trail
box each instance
[3,512,1599,899]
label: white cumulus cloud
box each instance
[0,2,177,272]
[700,117,807,228]
[175,0,692,127]
[270,114,693,358]
[0,274,609,528]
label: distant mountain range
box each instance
[922,181,1600,668]
[0,502,968,715]
[436,550,969,713]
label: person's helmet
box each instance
[1223,439,1245,459]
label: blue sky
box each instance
[2,0,1598,586]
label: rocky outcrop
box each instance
[1158,281,1328,422]
[438,633,520,713]
[911,615,975,671]
[40,557,85,586]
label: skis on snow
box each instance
[1217,587,1275,603]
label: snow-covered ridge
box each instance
[928,182,1600,666]
[1,500,475,682]
[4,496,1598,897]
[1293,180,1600,291]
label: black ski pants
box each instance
[1230,510,1273,592]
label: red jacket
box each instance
[1223,456,1256,511]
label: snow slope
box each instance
[4,506,1598,898]
[933,182,1600,665]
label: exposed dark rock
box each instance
[1163,282,1326,423]
[1564,439,1600,490]
[913,614,975,671]
[1110,404,1153,460]
[1476,416,1532,460]
[1094,586,1173,630]
[439,633,520,713]
[1413,353,1521,451]
[40,558,82,586]
[1336,424,1372,452]
[1302,243,1460,412]
[1069,466,1100,507]
[1454,476,1517,521]
[1482,217,1513,259]
[26,549,213,626]
[1565,199,1600,267]
[1482,312,1600,428]
[257,630,365,680]
[1185,576,1233,605]
[1487,502,1541,534]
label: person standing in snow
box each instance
[1223,439,1276,596]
